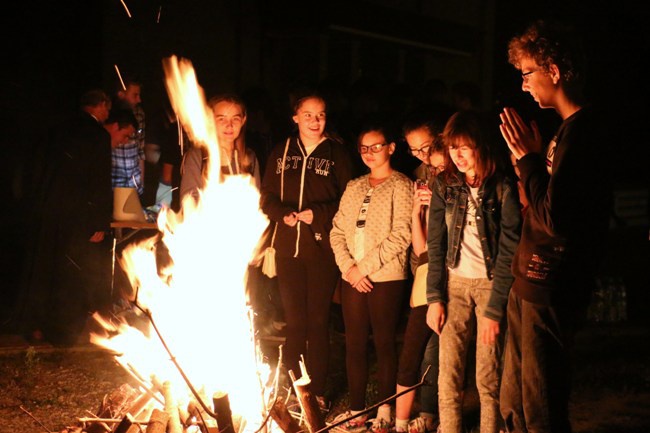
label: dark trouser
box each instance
[397,305,439,416]
[21,221,112,346]
[500,290,575,433]
[342,279,407,410]
[420,332,441,416]
[276,256,339,396]
[56,235,113,340]
[247,264,284,323]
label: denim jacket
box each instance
[426,172,522,321]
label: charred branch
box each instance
[269,397,301,433]
[213,392,234,433]
[145,409,169,433]
[289,365,324,433]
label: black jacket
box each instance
[511,106,612,306]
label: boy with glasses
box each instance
[499,20,612,433]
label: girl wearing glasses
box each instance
[426,110,521,433]
[393,117,448,433]
[330,123,413,433]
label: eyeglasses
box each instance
[408,143,432,157]
[358,143,388,154]
[521,69,541,83]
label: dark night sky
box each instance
[2,0,648,174]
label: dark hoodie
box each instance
[260,136,353,260]
[511,106,612,307]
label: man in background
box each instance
[112,77,146,199]
[18,93,137,346]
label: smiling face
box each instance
[213,100,246,149]
[292,97,326,143]
[447,136,477,180]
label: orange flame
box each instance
[92,56,270,430]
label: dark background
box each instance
[1,0,648,326]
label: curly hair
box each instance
[507,19,587,101]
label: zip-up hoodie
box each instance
[260,136,353,260]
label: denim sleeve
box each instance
[426,177,448,304]
[484,178,522,321]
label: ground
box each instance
[1,320,649,433]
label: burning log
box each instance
[162,381,183,433]
[112,414,135,433]
[145,409,169,433]
[290,362,325,433]
[125,387,156,420]
[86,384,140,433]
[185,399,221,433]
[213,392,234,433]
[269,397,301,433]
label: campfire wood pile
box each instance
[61,360,428,433]
[64,361,329,433]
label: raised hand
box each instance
[499,107,542,159]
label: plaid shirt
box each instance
[112,105,145,195]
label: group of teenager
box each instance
[246,19,610,433]
[18,17,610,433]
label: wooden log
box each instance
[162,381,183,433]
[126,388,155,419]
[87,384,140,433]
[145,409,169,433]
[269,397,301,433]
[290,362,325,433]
[213,392,234,433]
[78,418,149,425]
[186,400,218,433]
[112,414,134,433]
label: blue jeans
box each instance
[438,274,502,433]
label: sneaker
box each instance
[329,411,369,433]
[368,417,394,433]
[407,417,435,433]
